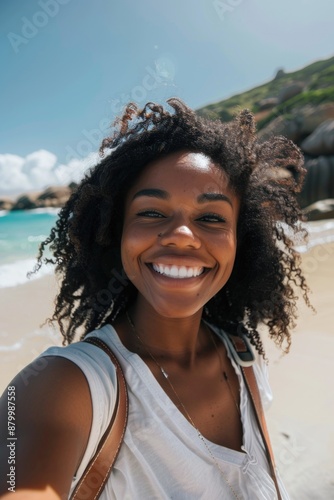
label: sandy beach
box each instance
[0,273,62,388]
[263,241,334,499]
[1,239,333,499]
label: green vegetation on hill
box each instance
[257,87,334,129]
[197,55,334,128]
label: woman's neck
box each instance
[118,299,210,368]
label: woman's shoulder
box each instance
[39,325,119,390]
[0,325,120,497]
[0,354,93,497]
[38,324,119,431]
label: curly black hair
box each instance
[35,98,311,355]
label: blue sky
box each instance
[1,0,333,194]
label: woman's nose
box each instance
[159,219,201,249]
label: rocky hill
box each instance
[197,55,334,220]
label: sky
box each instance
[1,0,333,195]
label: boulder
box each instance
[301,119,334,155]
[297,103,334,136]
[278,81,305,104]
[258,103,334,143]
[303,199,334,221]
[37,185,72,205]
[298,156,334,208]
[257,97,279,111]
[10,184,74,211]
[257,115,300,142]
[11,195,37,210]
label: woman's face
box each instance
[121,151,239,319]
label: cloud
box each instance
[0,150,99,195]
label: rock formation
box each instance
[258,103,334,143]
[299,156,334,208]
[257,104,334,217]
[1,184,77,212]
[277,81,305,104]
[301,119,334,156]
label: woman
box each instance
[0,99,311,499]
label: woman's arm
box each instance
[0,356,92,499]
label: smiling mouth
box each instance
[150,263,206,279]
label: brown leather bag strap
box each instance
[229,335,282,500]
[70,337,128,500]
[241,366,282,500]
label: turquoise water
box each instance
[0,209,58,287]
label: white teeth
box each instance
[179,266,187,278]
[171,265,178,277]
[152,263,204,279]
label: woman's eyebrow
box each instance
[131,189,233,207]
[132,188,169,200]
[197,192,233,207]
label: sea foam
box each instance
[296,220,334,253]
[0,258,54,289]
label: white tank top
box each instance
[39,324,289,499]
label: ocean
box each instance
[0,208,58,288]
[1,209,334,289]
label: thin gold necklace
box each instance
[126,311,242,500]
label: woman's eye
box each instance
[136,210,165,218]
[198,213,226,223]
